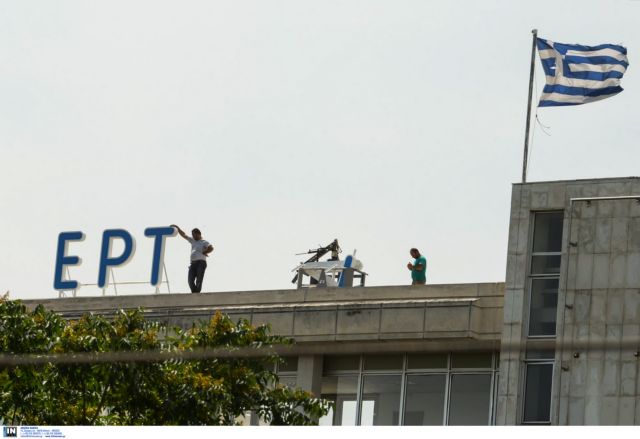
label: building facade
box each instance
[25,176,640,425]
[499,176,640,425]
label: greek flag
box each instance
[537,38,629,107]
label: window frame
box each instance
[275,356,298,388]
[521,360,554,425]
[522,210,564,425]
[526,276,561,338]
[403,372,449,425]
[446,372,495,426]
[320,353,498,426]
[526,210,564,338]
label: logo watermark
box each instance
[2,427,17,438]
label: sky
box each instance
[1,0,639,300]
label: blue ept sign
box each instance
[53,227,176,290]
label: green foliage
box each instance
[0,297,331,425]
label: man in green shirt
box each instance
[407,248,427,285]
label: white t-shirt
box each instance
[187,237,211,262]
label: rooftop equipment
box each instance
[292,239,366,288]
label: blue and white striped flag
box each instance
[536,38,629,107]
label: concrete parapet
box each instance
[23,283,504,349]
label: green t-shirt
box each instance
[411,255,427,282]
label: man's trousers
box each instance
[188,260,207,293]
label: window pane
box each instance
[407,354,447,369]
[448,374,492,425]
[525,348,554,360]
[360,375,402,425]
[532,212,564,253]
[323,355,360,372]
[523,363,553,423]
[451,353,493,369]
[320,376,359,425]
[279,356,298,372]
[278,376,296,388]
[363,354,403,370]
[529,278,559,336]
[403,375,446,425]
[318,408,334,426]
[531,255,561,275]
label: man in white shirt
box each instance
[171,224,214,293]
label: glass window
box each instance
[532,212,564,253]
[360,375,402,425]
[363,354,403,370]
[448,374,492,425]
[321,353,498,426]
[403,375,446,425]
[279,356,298,372]
[319,376,359,425]
[278,375,297,388]
[451,353,492,369]
[528,211,563,339]
[523,363,553,423]
[407,353,447,370]
[528,278,559,336]
[525,348,554,360]
[531,254,561,275]
[323,355,360,373]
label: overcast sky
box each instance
[2,1,639,300]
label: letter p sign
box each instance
[98,229,135,288]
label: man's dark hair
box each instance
[192,228,201,235]
[410,248,420,253]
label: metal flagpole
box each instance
[522,28,538,183]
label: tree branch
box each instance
[89,369,113,425]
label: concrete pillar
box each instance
[297,354,324,396]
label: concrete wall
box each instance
[498,177,640,425]
[24,283,504,355]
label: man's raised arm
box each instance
[170,224,190,241]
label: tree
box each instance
[0,296,330,425]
